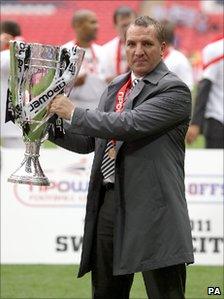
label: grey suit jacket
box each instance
[51,60,194,277]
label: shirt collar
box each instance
[131,72,143,84]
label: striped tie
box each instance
[101,79,140,180]
[101,140,115,179]
[132,78,139,87]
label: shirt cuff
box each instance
[65,107,75,125]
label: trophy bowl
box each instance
[6,41,85,186]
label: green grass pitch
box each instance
[1,265,223,298]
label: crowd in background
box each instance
[0,3,223,149]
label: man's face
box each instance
[125,25,166,77]
[115,14,136,42]
[80,13,99,42]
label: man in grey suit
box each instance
[49,16,194,299]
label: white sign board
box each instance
[1,148,223,265]
[185,150,223,265]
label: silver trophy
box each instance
[6,41,85,186]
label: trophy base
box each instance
[8,141,50,186]
[8,176,50,186]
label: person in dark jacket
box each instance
[49,16,194,299]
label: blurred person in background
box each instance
[48,16,194,299]
[186,36,224,148]
[162,20,194,91]
[0,20,24,147]
[63,9,106,110]
[102,6,137,83]
[0,20,23,51]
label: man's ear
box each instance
[160,42,166,57]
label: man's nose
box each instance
[135,44,144,56]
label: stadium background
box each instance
[1,0,223,298]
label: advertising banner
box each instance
[1,148,223,265]
[185,150,223,265]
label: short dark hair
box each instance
[0,20,21,36]
[160,20,175,45]
[127,16,165,44]
[113,6,136,24]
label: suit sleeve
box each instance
[70,82,191,142]
[48,123,95,154]
[48,86,111,153]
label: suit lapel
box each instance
[108,61,169,155]
[124,80,145,110]
[105,73,130,112]
[115,81,146,153]
[101,74,130,155]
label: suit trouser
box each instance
[91,188,186,299]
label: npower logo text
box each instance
[13,178,89,208]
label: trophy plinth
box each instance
[7,141,50,186]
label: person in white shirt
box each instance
[64,10,107,110]
[102,6,136,83]
[186,37,224,148]
[162,21,194,90]
[0,21,23,147]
